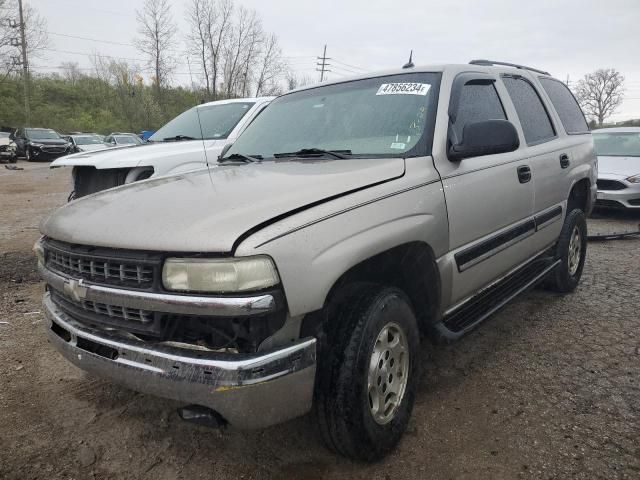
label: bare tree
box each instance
[134,0,177,99]
[285,71,312,91]
[0,0,48,85]
[575,68,625,126]
[222,6,261,97]
[59,61,82,85]
[254,33,284,96]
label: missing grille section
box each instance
[51,321,71,342]
[76,337,119,360]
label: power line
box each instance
[47,31,135,47]
[332,58,368,72]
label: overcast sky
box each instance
[29,0,640,121]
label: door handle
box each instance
[517,165,531,184]
[560,153,570,169]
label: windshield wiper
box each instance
[218,153,263,163]
[162,135,197,142]
[274,148,352,159]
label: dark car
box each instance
[11,128,72,161]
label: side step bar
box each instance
[432,257,560,343]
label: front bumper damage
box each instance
[40,259,317,429]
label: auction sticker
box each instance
[376,83,430,96]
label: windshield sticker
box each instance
[390,142,406,149]
[376,83,430,96]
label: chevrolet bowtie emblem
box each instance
[64,278,88,302]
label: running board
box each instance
[432,257,561,343]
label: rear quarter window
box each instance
[539,77,589,134]
[502,76,556,145]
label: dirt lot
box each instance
[1,160,639,480]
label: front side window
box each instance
[593,132,640,156]
[114,135,141,145]
[539,78,588,134]
[150,102,255,142]
[227,73,441,159]
[502,76,555,145]
[452,82,506,142]
[27,129,61,140]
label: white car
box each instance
[51,97,273,198]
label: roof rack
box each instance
[469,59,550,76]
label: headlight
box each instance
[33,238,45,265]
[626,174,640,184]
[162,256,280,293]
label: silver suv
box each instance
[37,60,596,460]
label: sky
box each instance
[27,0,640,121]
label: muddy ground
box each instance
[1,160,639,479]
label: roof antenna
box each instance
[402,50,414,69]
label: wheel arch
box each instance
[314,241,442,340]
[567,177,591,214]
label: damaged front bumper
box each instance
[43,293,316,429]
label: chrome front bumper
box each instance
[43,293,317,428]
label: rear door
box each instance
[433,72,536,306]
[501,74,572,251]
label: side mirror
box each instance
[8,132,14,140]
[219,143,233,160]
[448,120,519,161]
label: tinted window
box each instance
[452,83,506,142]
[27,129,61,140]
[539,78,588,134]
[503,76,555,145]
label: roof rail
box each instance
[469,59,550,76]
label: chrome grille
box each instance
[42,146,66,153]
[51,290,163,336]
[44,240,158,289]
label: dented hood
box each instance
[41,158,405,252]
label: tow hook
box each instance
[177,405,228,429]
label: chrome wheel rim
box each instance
[568,226,582,276]
[367,322,409,425]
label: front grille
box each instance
[41,146,66,153]
[597,179,627,191]
[595,199,624,208]
[44,239,160,289]
[51,289,165,336]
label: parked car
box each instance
[63,134,110,153]
[11,128,72,161]
[0,131,17,162]
[104,132,143,147]
[51,97,273,198]
[592,127,640,209]
[37,61,595,460]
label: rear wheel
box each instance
[546,208,587,293]
[316,284,420,461]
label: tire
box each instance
[546,208,587,293]
[25,147,33,162]
[315,284,420,461]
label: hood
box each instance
[50,139,224,169]
[597,155,640,178]
[41,157,405,252]
[30,138,68,146]
[77,144,109,152]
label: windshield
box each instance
[28,129,60,140]
[114,135,141,145]
[149,102,255,142]
[73,135,103,145]
[593,132,640,157]
[228,73,440,159]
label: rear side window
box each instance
[539,78,589,134]
[502,76,555,145]
[452,83,506,142]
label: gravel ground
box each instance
[0,160,639,479]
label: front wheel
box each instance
[316,285,420,461]
[546,208,587,293]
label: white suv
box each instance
[51,97,273,198]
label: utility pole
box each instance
[18,0,30,125]
[316,45,331,82]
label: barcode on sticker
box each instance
[376,83,430,96]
